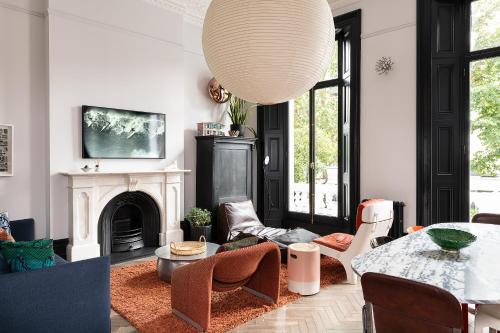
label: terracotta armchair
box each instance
[171,242,281,332]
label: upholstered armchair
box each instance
[171,242,281,332]
[314,199,394,284]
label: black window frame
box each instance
[286,10,361,233]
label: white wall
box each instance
[333,0,417,228]
[0,1,48,238]
[1,0,223,239]
[1,0,418,240]
[182,21,227,214]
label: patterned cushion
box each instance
[217,236,260,253]
[0,212,11,235]
[0,239,55,272]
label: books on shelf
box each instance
[197,122,225,136]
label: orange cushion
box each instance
[407,226,424,233]
[0,229,14,243]
[356,198,385,231]
[313,233,354,252]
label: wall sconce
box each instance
[375,57,394,75]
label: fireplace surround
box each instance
[62,170,190,261]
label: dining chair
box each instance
[361,272,464,333]
[471,213,500,225]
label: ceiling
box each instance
[144,0,358,26]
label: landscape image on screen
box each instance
[82,106,165,159]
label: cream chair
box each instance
[313,200,394,284]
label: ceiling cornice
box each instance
[142,0,354,27]
[142,0,209,26]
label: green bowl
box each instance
[426,228,477,251]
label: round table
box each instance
[155,242,220,282]
[352,223,500,333]
[352,222,500,304]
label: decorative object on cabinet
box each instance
[227,96,253,137]
[228,130,239,137]
[0,124,13,177]
[202,0,334,104]
[197,122,225,136]
[207,77,231,104]
[375,56,394,75]
[196,136,257,242]
[81,165,92,172]
[185,207,212,241]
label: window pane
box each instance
[315,87,339,217]
[471,0,500,51]
[323,40,339,81]
[469,56,500,216]
[289,92,310,213]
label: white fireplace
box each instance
[61,169,190,261]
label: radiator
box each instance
[389,201,405,239]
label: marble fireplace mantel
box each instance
[61,169,190,261]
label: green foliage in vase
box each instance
[227,96,254,125]
[470,0,500,177]
[186,208,211,226]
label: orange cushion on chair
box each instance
[356,199,385,231]
[313,233,354,252]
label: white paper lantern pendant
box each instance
[202,0,335,105]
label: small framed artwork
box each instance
[0,124,13,177]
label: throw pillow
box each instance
[217,235,260,253]
[0,211,11,235]
[0,239,55,272]
[223,200,263,231]
[0,229,15,243]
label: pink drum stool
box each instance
[287,243,320,295]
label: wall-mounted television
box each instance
[82,105,166,159]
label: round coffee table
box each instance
[155,242,220,282]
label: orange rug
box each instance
[111,257,346,333]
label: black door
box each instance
[257,103,288,227]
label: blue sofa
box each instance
[0,219,111,333]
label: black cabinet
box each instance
[195,136,257,242]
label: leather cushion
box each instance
[223,200,263,231]
[313,233,354,252]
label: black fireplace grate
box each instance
[111,218,144,252]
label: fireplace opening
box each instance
[98,191,160,263]
[112,205,144,252]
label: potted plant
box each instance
[186,207,212,241]
[227,96,252,137]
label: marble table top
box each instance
[352,223,500,304]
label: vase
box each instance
[230,124,245,137]
[190,225,212,242]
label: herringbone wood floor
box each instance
[228,283,365,333]
[111,258,479,333]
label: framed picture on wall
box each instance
[0,124,13,177]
